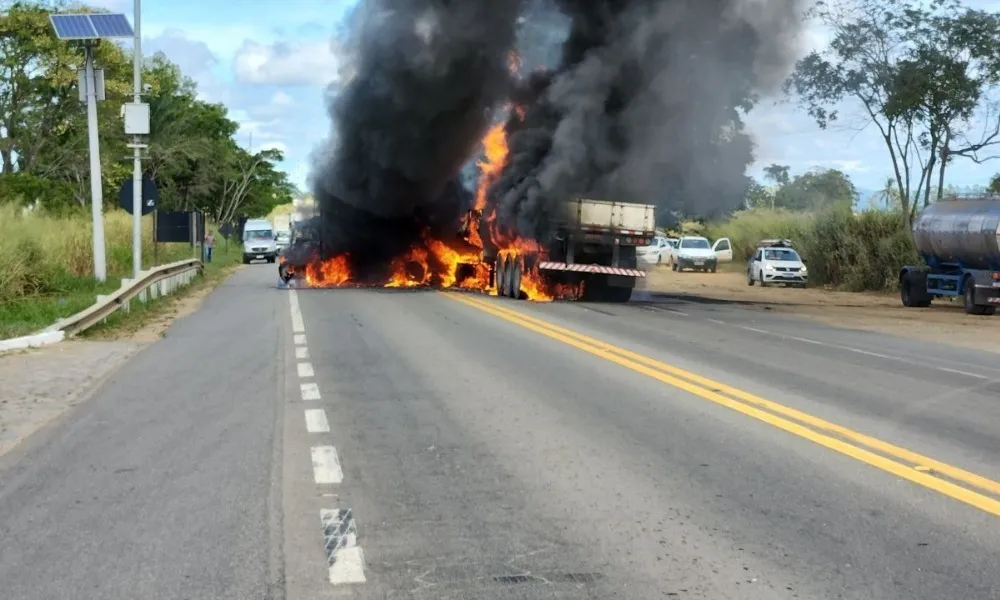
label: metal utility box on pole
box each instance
[50,12,137,283]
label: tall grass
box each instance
[0,204,197,302]
[706,207,918,292]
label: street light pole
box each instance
[131,0,143,278]
[85,43,107,282]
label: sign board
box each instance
[156,211,192,243]
[118,175,158,215]
[219,223,234,239]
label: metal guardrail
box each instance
[44,258,204,337]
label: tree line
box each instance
[778,0,1000,226]
[0,1,294,224]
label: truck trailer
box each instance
[899,198,1000,315]
[480,197,655,303]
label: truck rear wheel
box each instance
[963,279,994,315]
[496,257,508,297]
[508,258,522,299]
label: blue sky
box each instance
[90,0,1000,199]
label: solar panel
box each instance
[89,13,134,38]
[50,14,97,39]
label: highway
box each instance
[1,265,999,599]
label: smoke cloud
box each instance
[311,0,522,273]
[311,0,803,268]
[491,0,804,245]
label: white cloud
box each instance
[233,40,342,86]
[271,91,294,106]
[143,23,273,62]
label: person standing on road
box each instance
[204,231,215,263]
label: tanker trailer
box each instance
[899,198,1000,315]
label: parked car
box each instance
[746,239,808,287]
[637,236,677,266]
[671,236,721,272]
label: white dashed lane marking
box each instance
[300,382,320,400]
[311,446,344,484]
[288,289,367,586]
[305,409,330,433]
[322,509,367,584]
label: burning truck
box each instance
[276,0,796,300]
[278,118,655,303]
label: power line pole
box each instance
[84,42,107,282]
[131,0,144,278]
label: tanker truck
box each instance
[479,197,656,303]
[899,198,1000,315]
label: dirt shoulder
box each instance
[640,265,1000,354]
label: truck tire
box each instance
[495,257,508,297]
[508,258,522,299]
[963,279,991,315]
[604,285,633,303]
[759,271,768,287]
[747,269,754,286]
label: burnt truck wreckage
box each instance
[278,194,655,303]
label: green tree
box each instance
[784,0,1000,226]
[774,168,857,211]
[0,1,293,221]
[743,179,772,209]
[763,164,790,187]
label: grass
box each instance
[0,204,238,339]
[704,206,918,291]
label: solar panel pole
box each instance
[131,0,143,278]
[84,42,107,282]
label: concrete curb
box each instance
[0,331,65,355]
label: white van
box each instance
[243,219,278,264]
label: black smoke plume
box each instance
[312,0,803,273]
[491,0,803,245]
[311,0,522,277]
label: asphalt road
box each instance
[2,264,999,599]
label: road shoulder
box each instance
[0,265,242,460]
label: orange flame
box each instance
[386,246,430,287]
[305,254,351,286]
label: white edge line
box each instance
[295,346,309,359]
[289,289,305,333]
[294,333,307,345]
[300,382,321,401]
[305,409,330,432]
[311,446,344,484]
[297,362,314,378]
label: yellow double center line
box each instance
[443,292,1000,518]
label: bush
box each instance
[707,207,916,291]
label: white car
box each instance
[637,236,677,266]
[746,243,808,287]
[275,230,291,251]
[671,236,731,272]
